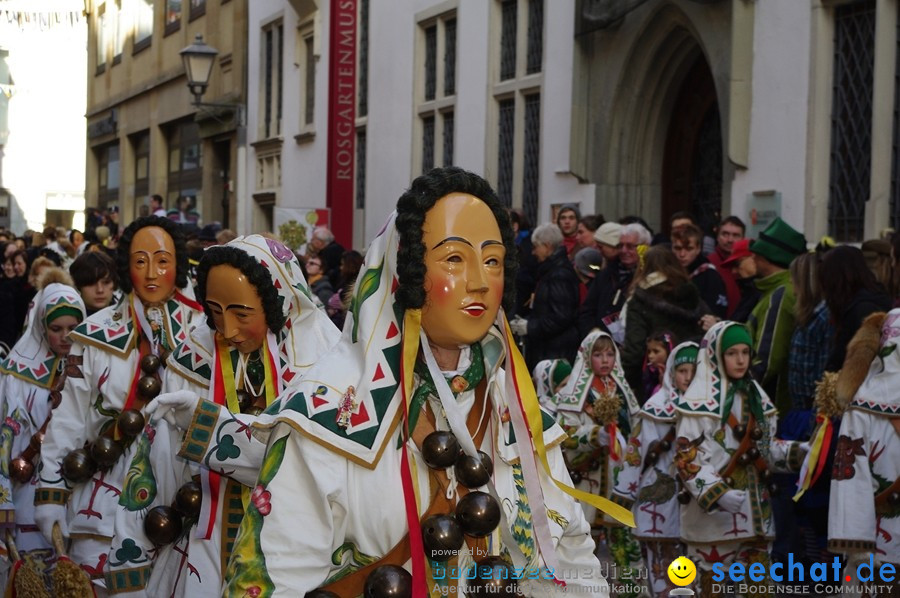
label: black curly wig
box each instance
[395,166,518,314]
[117,216,189,294]
[196,246,287,334]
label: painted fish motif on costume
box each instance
[120,433,156,511]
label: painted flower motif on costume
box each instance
[831,435,866,481]
[265,238,295,263]
[250,486,271,517]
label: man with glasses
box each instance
[578,222,651,342]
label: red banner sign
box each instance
[326,0,357,248]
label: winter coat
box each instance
[577,259,635,340]
[825,286,892,371]
[686,254,728,319]
[747,270,796,414]
[621,279,708,401]
[707,246,742,317]
[309,275,335,307]
[525,246,581,371]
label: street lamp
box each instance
[179,33,246,233]
[180,34,219,106]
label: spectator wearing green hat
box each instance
[747,217,807,414]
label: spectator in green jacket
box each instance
[746,218,807,415]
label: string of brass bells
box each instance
[324,430,516,598]
[144,480,202,547]
[61,354,162,486]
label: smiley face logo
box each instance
[667,556,697,587]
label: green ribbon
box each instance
[720,377,766,429]
[407,343,485,437]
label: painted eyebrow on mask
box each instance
[431,237,503,250]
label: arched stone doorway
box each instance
[661,54,722,235]
[595,4,728,235]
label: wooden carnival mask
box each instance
[421,193,505,351]
[204,264,268,353]
[129,226,177,305]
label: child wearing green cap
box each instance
[673,322,807,597]
[612,341,699,595]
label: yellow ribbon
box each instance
[217,336,276,414]
[792,418,830,502]
[502,318,636,528]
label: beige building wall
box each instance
[85,0,247,229]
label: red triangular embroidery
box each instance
[33,363,48,377]
[386,322,399,339]
[274,279,282,289]
[372,363,385,382]
[175,311,183,324]
[350,402,370,427]
[260,260,269,268]
[312,394,328,408]
[282,370,295,383]
[391,277,399,293]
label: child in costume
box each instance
[554,329,645,593]
[33,217,203,593]
[612,341,698,596]
[222,168,623,596]
[827,310,900,581]
[0,270,85,589]
[105,235,340,596]
[641,331,673,401]
[532,358,572,412]
[674,322,806,597]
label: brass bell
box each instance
[677,490,691,505]
[746,447,761,461]
[658,439,671,452]
[455,491,501,538]
[29,432,44,451]
[569,470,583,485]
[454,451,493,488]
[118,409,146,437]
[750,427,763,441]
[137,376,161,401]
[140,354,161,375]
[91,436,123,470]
[737,453,751,466]
[722,476,734,487]
[646,451,660,466]
[888,492,900,506]
[421,431,460,470]
[760,468,772,483]
[9,457,34,484]
[470,556,518,597]
[305,592,341,598]
[733,424,747,439]
[363,564,412,598]
[144,505,183,546]
[62,448,97,484]
[174,481,203,519]
[421,514,464,562]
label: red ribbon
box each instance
[809,416,833,489]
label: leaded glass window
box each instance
[356,129,366,209]
[425,25,437,101]
[523,94,541,225]
[443,111,454,167]
[497,99,515,206]
[500,0,517,81]
[444,19,456,97]
[526,0,543,75]
[829,0,875,242]
[422,116,435,174]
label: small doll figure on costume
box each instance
[612,341,698,596]
[223,167,621,597]
[642,331,674,402]
[33,216,203,594]
[674,322,807,598]
[826,310,900,582]
[554,329,647,596]
[105,235,339,597]
[0,269,85,591]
